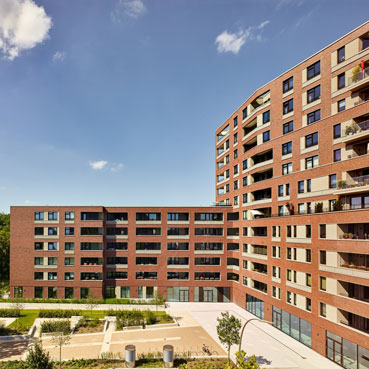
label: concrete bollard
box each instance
[163,344,174,368]
[125,344,136,368]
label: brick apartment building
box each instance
[10,21,369,369]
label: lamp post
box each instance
[238,318,273,352]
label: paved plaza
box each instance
[0,302,341,369]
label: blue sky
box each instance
[0,0,368,212]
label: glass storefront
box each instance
[167,287,189,302]
[272,306,312,347]
[194,287,230,302]
[246,294,264,319]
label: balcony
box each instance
[243,137,257,154]
[252,168,273,184]
[106,256,128,267]
[81,272,103,281]
[340,252,369,270]
[227,272,239,282]
[136,271,157,280]
[342,119,369,144]
[194,272,220,281]
[348,65,369,91]
[338,281,369,304]
[251,262,268,275]
[81,257,103,266]
[217,125,230,143]
[243,118,257,137]
[337,223,369,240]
[339,309,369,335]
[335,176,369,197]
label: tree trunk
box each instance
[228,347,230,364]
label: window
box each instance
[48,242,57,251]
[225,155,229,164]
[226,184,229,193]
[242,193,247,203]
[307,85,320,103]
[333,149,341,162]
[337,46,345,63]
[337,99,345,112]
[65,227,74,236]
[234,164,238,175]
[307,179,311,192]
[48,212,58,221]
[48,287,57,299]
[282,162,292,175]
[65,212,74,221]
[48,257,57,265]
[283,76,293,93]
[65,242,74,251]
[226,139,229,149]
[65,287,74,299]
[34,212,44,221]
[319,224,326,239]
[263,110,270,124]
[283,121,293,134]
[233,116,238,128]
[34,272,43,280]
[242,177,248,187]
[34,242,43,250]
[242,107,248,119]
[121,286,130,298]
[242,211,247,220]
[233,149,238,159]
[329,174,337,188]
[307,109,321,124]
[337,73,345,89]
[48,272,57,281]
[306,249,312,262]
[305,132,318,147]
[263,130,270,142]
[320,250,327,264]
[34,227,43,236]
[34,257,43,265]
[272,246,280,258]
[234,196,238,206]
[306,225,311,238]
[34,287,43,299]
[226,169,230,178]
[282,141,292,155]
[234,133,238,144]
[64,257,74,266]
[48,227,58,236]
[305,155,318,169]
[320,302,326,317]
[286,183,290,195]
[278,206,284,216]
[278,185,284,197]
[64,272,74,281]
[307,61,320,80]
[80,287,90,299]
[320,276,326,291]
[306,297,311,312]
[283,99,293,114]
[242,159,247,170]
[233,180,238,190]
[333,123,341,139]
[298,203,304,214]
[298,181,304,194]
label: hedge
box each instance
[0,308,21,317]
[40,320,71,335]
[38,309,81,318]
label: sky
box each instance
[0,0,368,213]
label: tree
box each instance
[85,291,98,319]
[51,333,71,369]
[216,311,241,364]
[0,213,10,282]
[11,299,24,332]
[152,291,165,311]
[227,350,263,369]
[25,340,54,369]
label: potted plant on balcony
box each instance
[352,65,361,83]
[314,202,323,213]
[345,123,360,135]
[332,200,344,211]
[337,180,347,189]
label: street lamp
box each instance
[238,318,273,352]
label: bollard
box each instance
[163,344,174,368]
[125,344,136,368]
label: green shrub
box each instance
[40,320,71,335]
[0,308,21,317]
[38,309,81,318]
[25,341,54,369]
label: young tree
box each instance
[25,340,54,369]
[152,291,165,311]
[85,291,98,319]
[216,311,241,364]
[11,299,24,332]
[51,333,71,369]
[227,350,263,369]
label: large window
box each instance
[246,294,264,319]
[263,110,270,124]
[338,99,346,112]
[307,109,321,124]
[272,306,312,347]
[282,141,292,155]
[283,76,293,93]
[333,123,341,139]
[338,72,345,89]
[305,155,318,169]
[136,212,161,221]
[282,162,292,175]
[307,60,320,80]
[283,121,294,134]
[283,99,294,114]
[334,149,341,162]
[337,46,345,63]
[263,130,270,142]
[307,85,320,103]
[305,132,318,147]
[242,107,247,119]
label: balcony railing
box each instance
[337,175,369,189]
[348,66,369,86]
[343,119,369,137]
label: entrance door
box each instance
[203,289,213,302]
[179,289,189,302]
[326,337,342,366]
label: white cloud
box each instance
[215,20,270,54]
[89,160,108,170]
[0,0,52,60]
[111,0,146,22]
[25,199,40,205]
[52,50,65,62]
[111,163,124,172]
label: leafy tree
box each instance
[216,311,241,364]
[25,340,54,369]
[152,291,165,311]
[0,213,10,282]
[227,350,263,369]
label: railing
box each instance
[348,66,369,86]
[337,175,369,189]
[343,119,369,137]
